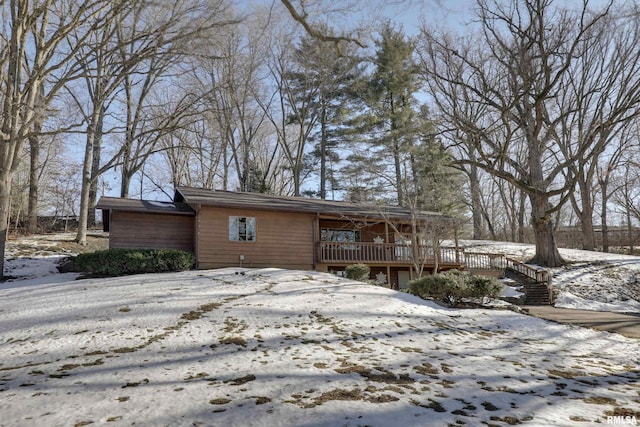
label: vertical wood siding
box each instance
[196,207,315,270]
[109,211,195,252]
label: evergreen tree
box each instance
[407,106,466,216]
[347,23,422,206]
[286,30,363,199]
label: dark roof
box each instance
[174,186,451,222]
[96,196,195,216]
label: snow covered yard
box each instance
[1,268,638,426]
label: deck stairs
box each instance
[504,269,551,305]
[463,251,553,306]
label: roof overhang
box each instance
[96,196,196,216]
[173,186,456,224]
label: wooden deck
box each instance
[317,242,462,267]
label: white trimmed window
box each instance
[229,216,256,241]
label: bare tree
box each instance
[0,0,129,277]
[65,6,137,228]
[614,159,640,254]
[69,0,238,245]
[556,8,640,250]
[26,85,46,234]
[188,20,274,193]
[259,34,319,196]
[418,0,616,266]
[596,127,637,252]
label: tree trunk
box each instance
[626,193,634,255]
[0,173,11,279]
[468,163,483,240]
[293,163,301,196]
[580,209,595,251]
[529,194,564,267]
[393,138,403,206]
[517,190,526,243]
[27,132,40,234]
[88,106,104,226]
[319,104,327,199]
[75,127,96,245]
[222,143,229,190]
[601,181,609,252]
[121,172,132,199]
[577,179,596,251]
[120,151,131,198]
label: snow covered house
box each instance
[96,187,461,288]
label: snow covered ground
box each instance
[0,235,639,426]
[3,233,82,288]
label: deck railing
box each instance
[461,251,508,270]
[317,242,461,266]
[318,244,553,300]
[463,251,552,301]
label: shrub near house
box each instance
[75,248,195,277]
[345,264,370,281]
[409,270,503,307]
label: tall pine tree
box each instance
[287,30,363,199]
[347,23,421,206]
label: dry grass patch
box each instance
[604,407,640,417]
[414,362,439,376]
[569,416,591,422]
[396,346,423,353]
[254,396,271,405]
[55,234,109,254]
[583,396,616,405]
[112,347,138,354]
[548,369,583,379]
[224,374,256,386]
[481,401,500,411]
[122,379,149,388]
[412,398,447,412]
[313,388,363,405]
[184,372,212,381]
[59,358,104,371]
[180,311,202,320]
[490,415,524,425]
[219,336,247,347]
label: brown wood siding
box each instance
[109,211,195,252]
[196,207,315,270]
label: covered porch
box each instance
[313,215,463,288]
